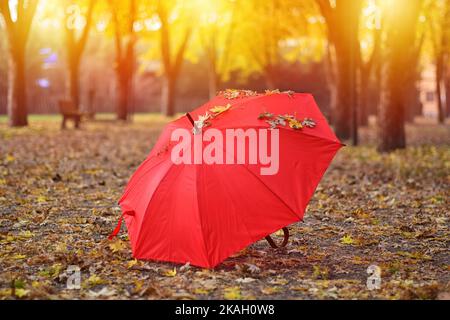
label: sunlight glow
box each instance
[66,4,86,31]
[144,15,162,31]
[9,0,18,22]
[363,0,382,30]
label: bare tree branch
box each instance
[21,0,39,42]
[0,0,16,36]
[157,1,172,74]
[109,0,123,62]
[173,26,192,76]
[76,0,95,55]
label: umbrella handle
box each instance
[265,227,289,249]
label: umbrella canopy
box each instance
[112,91,343,268]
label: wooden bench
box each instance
[59,100,82,129]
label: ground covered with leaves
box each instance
[0,117,449,300]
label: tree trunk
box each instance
[436,58,445,123]
[404,81,422,123]
[116,47,134,121]
[378,0,421,152]
[328,84,337,124]
[69,56,81,111]
[379,57,406,151]
[323,0,362,141]
[359,67,370,127]
[446,74,450,118]
[162,75,176,117]
[372,53,382,121]
[333,44,353,140]
[8,46,28,127]
[117,71,130,121]
[324,45,337,124]
[208,62,219,100]
[264,65,277,90]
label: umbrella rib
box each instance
[274,126,343,146]
[118,155,169,204]
[208,165,259,245]
[194,165,213,267]
[241,165,300,221]
[133,160,177,255]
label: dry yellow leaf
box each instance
[288,118,303,130]
[12,254,27,260]
[19,230,35,239]
[210,104,232,116]
[163,268,177,277]
[223,286,242,300]
[5,154,15,163]
[340,235,356,245]
[37,195,48,203]
[86,274,106,286]
[193,288,210,295]
[109,239,126,253]
[127,259,138,269]
[14,288,29,298]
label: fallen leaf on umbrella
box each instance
[284,90,296,98]
[258,112,274,120]
[302,118,317,128]
[288,118,304,130]
[267,120,281,130]
[219,89,257,99]
[210,104,232,116]
[265,89,281,95]
[193,113,212,134]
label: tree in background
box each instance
[242,0,285,89]
[0,0,39,127]
[426,0,450,123]
[445,3,450,118]
[195,0,238,99]
[108,0,138,121]
[378,0,422,152]
[316,0,363,141]
[211,0,318,91]
[64,0,95,111]
[156,0,193,117]
[357,0,382,127]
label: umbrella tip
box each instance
[186,113,195,127]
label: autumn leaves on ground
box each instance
[0,117,448,300]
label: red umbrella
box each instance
[110,90,343,268]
